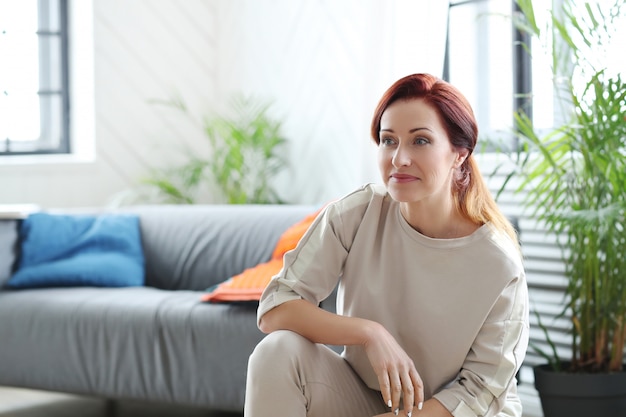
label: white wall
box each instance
[0,0,448,208]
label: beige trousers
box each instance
[244,330,387,417]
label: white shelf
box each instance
[0,204,40,220]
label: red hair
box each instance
[371,73,518,246]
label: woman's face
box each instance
[377,98,467,206]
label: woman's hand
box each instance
[363,322,424,417]
[373,399,453,417]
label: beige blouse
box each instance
[258,183,530,417]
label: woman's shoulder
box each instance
[322,183,392,220]
[479,224,525,277]
[329,183,389,211]
[320,183,393,235]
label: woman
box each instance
[244,73,529,417]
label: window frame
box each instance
[0,0,70,156]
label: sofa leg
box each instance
[104,398,118,417]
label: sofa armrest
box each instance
[0,220,19,288]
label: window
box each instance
[0,0,69,155]
[445,0,626,148]
[527,0,626,130]
[444,0,518,151]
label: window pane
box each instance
[530,0,626,130]
[448,1,514,147]
[38,0,60,32]
[39,93,63,149]
[528,1,557,130]
[39,35,62,91]
[0,0,41,142]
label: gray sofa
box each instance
[0,204,322,412]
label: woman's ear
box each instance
[454,149,469,168]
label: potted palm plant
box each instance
[136,94,288,205]
[503,0,626,415]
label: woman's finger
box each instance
[390,372,402,415]
[400,371,414,416]
[410,368,424,413]
[377,370,393,412]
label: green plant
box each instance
[503,0,626,373]
[144,95,288,204]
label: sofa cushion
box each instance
[7,213,144,288]
[0,287,264,410]
[0,220,19,288]
[122,204,319,291]
[201,208,321,302]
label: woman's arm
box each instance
[259,298,376,345]
[260,299,425,417]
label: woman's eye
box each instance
[415,137,429,145]
[380,137,395,146]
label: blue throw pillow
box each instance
[7,213,144,289]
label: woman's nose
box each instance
[392,146,411,167]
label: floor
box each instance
[0,385,543,417]
[0,387,242,417]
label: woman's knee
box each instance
[249,330,313,369]
[245,331,318,414]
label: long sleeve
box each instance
[433,273,530,417]
[257,189,369,326]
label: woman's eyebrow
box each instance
[409,127,433,133]
[379,127,433,133]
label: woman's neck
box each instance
[399,200,478,239]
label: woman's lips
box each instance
[390,173,419,183]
